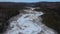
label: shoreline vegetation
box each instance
[0,2,60,34]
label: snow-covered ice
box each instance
[4,7,57,34]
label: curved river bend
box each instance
[4,7,57,34]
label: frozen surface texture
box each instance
[4,7,57,34]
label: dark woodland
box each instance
[0,2,60,34]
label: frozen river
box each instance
[4,7,57,34]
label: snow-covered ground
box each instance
[4,7,57,34]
